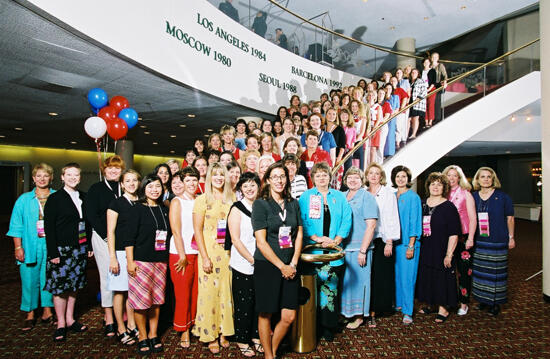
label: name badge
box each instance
[78,221,87,244]
[478,212,490,237]
[278,226,293,249]
[422,215,431,237]
[309,195,322,219]
[216,219,227,244]
[155,230,168,251]
[36,220,45,238]
[306,161,314,170]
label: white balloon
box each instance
[84,116,107,139]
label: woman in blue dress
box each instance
[471,167,515,316]
[340,167,378,329]
[391,166,422,324]
[299,162,351,341]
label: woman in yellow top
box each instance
[192,162,235,354]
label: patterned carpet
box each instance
[0,220,548,359]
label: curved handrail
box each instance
[330,38,540,176]
[267,0,496,66]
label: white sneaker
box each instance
[457,306,469,316]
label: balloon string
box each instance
[104,136,109,159]
[114,140,118,153]
[95,139,103,181]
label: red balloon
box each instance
[109,95,130,115]
[107,117,128,140]
[98,106,118,124]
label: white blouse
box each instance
[369,185,400,243]
[230,200,256,275]
[169,196,198,255]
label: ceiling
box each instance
[0,0,267,156]
[0,0,541,158]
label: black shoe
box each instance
[321,328,334,342]
[476,303,489,311]
[488,305,501,316]
[137,339,151,355]
[104,323,116,337]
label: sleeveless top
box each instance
[229,200,256,275]
[169,196,198,255]
[448,187,470,235]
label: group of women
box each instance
[9,147,514,358]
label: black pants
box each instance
[370,238,395,315]
[232,270,258,343]
[455,238,473,304]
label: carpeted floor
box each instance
[0,220,548,358]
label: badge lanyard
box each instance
[148,205,168,251]
[36,197,46,238]
[422,203,436,237]
[105,179,121,198]
[477,199,490,237]
[277,201,292,249]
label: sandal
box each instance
[22,318,36,332]
[253,341,264,353]
[150,337,163,353]
[435,313,449,323]
[104,323,116,337]
[53,327,67,342]
[117,331,136,345]
[238,344,256,357]
[68,321,88,333]
[346,318,363,330]
[137,339,151,355]
[208,341,220,354]
[40,315,56,325]
[368,316,376,328]
[402,314,413,325]
[220,336,230,348]
[127,327,139,340]
[418,307,433,315]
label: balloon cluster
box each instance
[84,88,138,141]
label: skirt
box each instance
[44,245,87,296]
[107,250,129,292]
[341,250,372,318]
[128,261,167,310]
[472,237,508,305]
[254,260,299,313]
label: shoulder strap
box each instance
[233,201,252,218]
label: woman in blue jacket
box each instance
[7,163,55,331]
[391,166,422,324]
[299,162,351,341]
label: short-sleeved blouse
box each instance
[251,198,301,264]
[344,188,379,251]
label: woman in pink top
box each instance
[443,165,477,316]
[340,108,356,174]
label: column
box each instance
[395,38,416,70]
[115,139,134,170]
[541,0,550,302]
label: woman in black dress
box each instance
[44,163,93,342]
[416,172,461,323]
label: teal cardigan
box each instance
[7,188,55,264]
[299,188,352,266]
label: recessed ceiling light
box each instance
[460,5,466,10]
[139,125,147,128]
[389,26,395,30]
[526,117,531,121]
[511,116,516,121]
[170,150,175,154]
[144,131,151,135]
[0,135,5,138]
[152,142,158,145]
[204,134,209,137]
[505,150,511,154]
[14,127,23,131]
[70,141,77,144]
[207,128,214,132]
[179,124,187,128]
[188,114,196,118]
[49,112,59,116]
[170,135,177,138]
[138,117,143,121]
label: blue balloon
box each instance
[87,88,108,109]
[118,108,138,129]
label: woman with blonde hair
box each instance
[259,132,281,162]
[471,167,514,316]
[350,99,368,170]
[442,165,476,316]
[192,163,235,353]
[241,149,261,173]
[208,133,222,152]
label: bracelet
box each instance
[14,246,22,251]
[289,262,297,269]
[358,251,366,255]
[407,245,415,250]
[446,253,453,258]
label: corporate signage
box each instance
[25,0,360,113]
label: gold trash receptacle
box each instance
[290,273,317,353]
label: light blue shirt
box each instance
[299,188,352,266]
[7,188,55,264]
[396,189,422,245]
[301,130,336,154]
[344,188,379,251]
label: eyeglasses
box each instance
[269,175,286,182]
